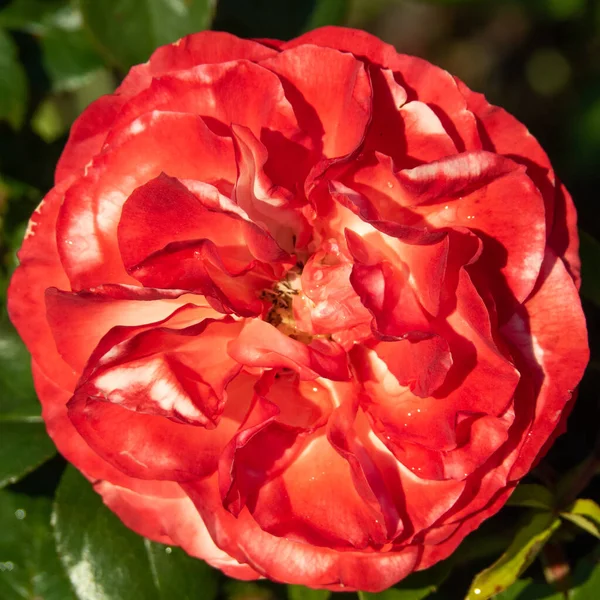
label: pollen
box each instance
[260,269,314,344]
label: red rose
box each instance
[9,26,588,592]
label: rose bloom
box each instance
[9,26,588,592]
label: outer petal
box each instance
[149,31,277,74]
[111,60,301,145]
[8,178,77,391]
[57,111,236,289]
[408,155,546,311]
[118,174,287,269]
[260,45,371,159]
[33,360,188,496]
[67,315,249,480]
[67,381,247,482]
[45,285,208,372]
[548,182,581,287]
[456,79,582,286]
[248,433,389,550]
[456,79,556,208]
[117,174,286,315]
[415,486,514,571]
[57,32,277,183]
[283,27,481,152]
[78,317,244,426]
[185,475,420,592]
[95,480,261,580]
[502,250,589,480]
[55,96,126,184]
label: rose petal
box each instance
[456,78,556,216]
[8,179,78,391]
[227,319,350,381]
[45,285,208,372]
[219,371,329,517]
[240,431,389,550]
[33,361,186,496]
[55,96,125,184]
[95,480,261,580]
[67,315,250,480]
[502,250,589,480]
[149,31,277,74]
[232,124,310,251]
[548,181,581,287]
[260,45,371,159]
[57,111,237,289]
[408,154,547,310]
[185,475,420,592]
[112,60,301,144]
[67,380,247,482]
[283,27,482,152]
[373,335,452,398]
[82,315,245,426]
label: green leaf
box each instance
[0,1,105,92]
[224,580,275,600]
[569,499,600,525]
[71,68,117,116]
[466,511,561,600]
[358,560,450,600]
[0,490,77,600]
[0,320,38,417]
[0,0,72,35]
[493,578,561,600]
[79,0,217,70]
[347,0,397,26]
[53,466,219,600]
[0,321,55,488]
[580,229,600,307]
[41,27,104,91]
[304,0,349,30]
[144,540,218,600]
[0,423,56,488]
[31,97,66,143]
[452,520,520,566]
[561,499,600,539]
[570,549,600,599]
[507,484,554,511]
[0,28,27,128]
[288,585,331,600]
[358,589,433,600]
[554,451,600,507]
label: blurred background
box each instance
[0,1,599,599]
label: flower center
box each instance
[260,268,315,344]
